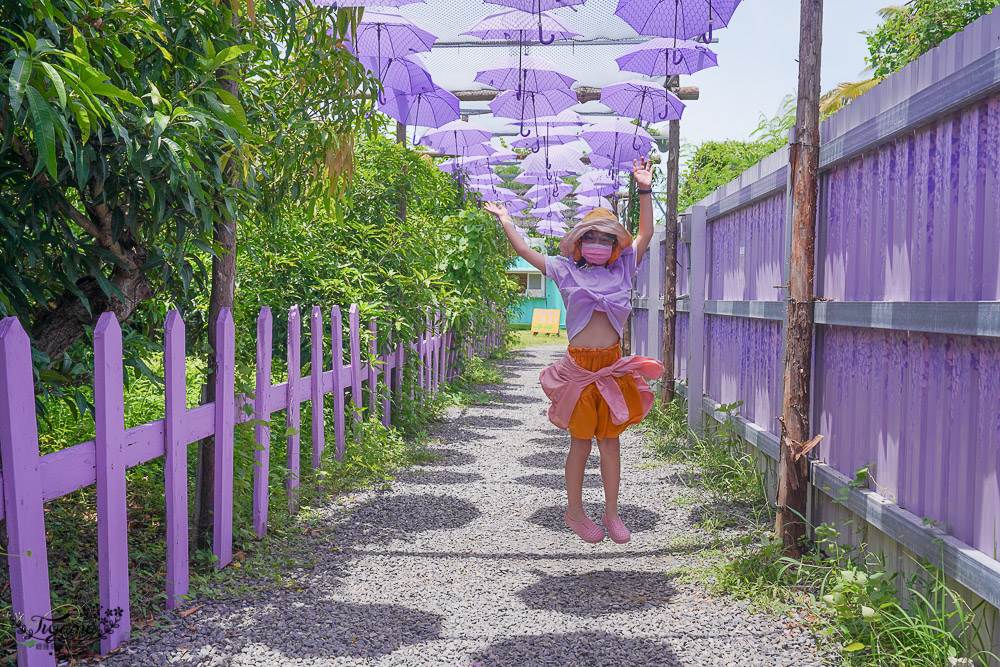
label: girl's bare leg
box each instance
[566,436,592,521]
[597,436,621,520]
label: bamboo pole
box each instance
[660,115,681,403]
[776,0,824,557]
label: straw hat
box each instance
[558,207,633,263]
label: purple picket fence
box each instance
[0,304,504,666]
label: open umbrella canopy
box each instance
[343,12,437,60]
[614,0,743,42]
[525,109,588,127]
[475,55,576,92]
[615,37,719,77]
[514,172,564,185]
[379,85,460,129]
[483,0,588,43]
[467,172,504,185]
[600,78,685,122]
[501,198,532,212]
[520,144,585,175]
[437,158,492,175]
[489,89,580,133]
[510,131,579,150]
[314,0,425,6]
[526,182,572,201]
[581,118,654,165]
[361,54,434,96]
[462,9,580,41]
[575,194,615,209]
[418,119,493,154]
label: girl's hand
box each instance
[632,157,653,190]
[484,201,511,225]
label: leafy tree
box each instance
[821,0,998,114]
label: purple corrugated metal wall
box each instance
[812,92,1000,556]
[631,11,1000,567]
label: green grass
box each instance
[509,328,568,349]
[1,346,505,665]
[642,395,999,666]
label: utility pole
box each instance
[660,75,681,404]
[776,0,824,557]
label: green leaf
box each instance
[215,88,247,127]
[26,86,58,180]
[9,56,32,115]
[89,82,143,107]
[39,62,66,107]
[210,44,256,71]
[843,642,867,652]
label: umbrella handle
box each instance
[672,49,684,65]
[520,122,532,138]
[632,134,644,151]
[701,18,714,44]
[530,140,541,154]
[538,24,556,45]
[657,103,670,120]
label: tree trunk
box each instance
[194,4,241,551]
[660,117,681,404]
[396,121,407,223]
[776,0,823,558]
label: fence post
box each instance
[310,306,324,471]
[94,313,130,654]
[687,206,707,431]
[646,229,663,361]
[0,318,56,667]
[382,325,392,426]
[286,306,301,510]
[253,307,273,538]
[368,319,378,419]
[348,304,362,436]
[330,306,346,460]
[163,312,189,607]
[424,310,433,395]
[214,309,235,568]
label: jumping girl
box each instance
[484,157,664,544]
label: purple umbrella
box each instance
[582,118,653,174]
[314,0,425,6]
[526,182,572,201]
[601,79,685,127]
[615,37,719,80]
[360,54,434,100]
[514,172,562,186]
[520,144,584,176]
[438,158,492,175]
[511,130,578,151]
[379,85,460,142]
[489,89,580,137]
[536,221,568,236]
[476,55,576,100]
[502,198,532,213]
[418,120,493,155]
[462,9,580,41]
[343,12,436,60]
[526,109,587,127]
[614,0,742,43]
[575,195,615,209]
[468,172,504,185]
[484,0,588,43]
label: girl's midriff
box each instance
[567,310,620,348]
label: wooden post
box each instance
[687,206,707,432]
[348,304,362,434]
[330,306,346,460]
[94,313,130,654]
[660,116,681,403]
[0,318,56,667]
[310,306,324,470]
[776,0,824,557]
[163,312,189,607]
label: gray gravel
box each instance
[103,346,824,666]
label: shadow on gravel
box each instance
[249,600,443,660]
[336,493,481,547]
[482,392,536,406]
[518,451,599,470]
[449,414,525,430]
[420,447,477,466]
[526,436,570,449]
[526,503,658,534]
[398,470,484,485]
[469,631,679,666]
[514,473,604,490]
[516,570,678,616]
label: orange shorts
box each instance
[566,342,645,440]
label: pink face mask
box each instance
[581,242,613,265]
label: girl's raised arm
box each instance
[484,202,548,274]
[631,157,655,261]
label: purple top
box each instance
[545,245,641,341]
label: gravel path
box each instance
[106,346,824,666]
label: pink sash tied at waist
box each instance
[540,351,665,430]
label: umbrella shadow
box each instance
[397,469,484,485]
[483,391,537,406]
[420,446,477,467]
[334,493,481,548]
[449,414,526,430]
[514,472,604,490]
[516,570,679,617]
[469,631,680,666]
[526,435,570,449]
[526,503,659,534]
[518,451,599,471]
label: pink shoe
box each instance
[564,510,605,543]
[601,513,631,544]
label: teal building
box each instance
[507,252,566,329]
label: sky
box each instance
[388,0,891,157]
